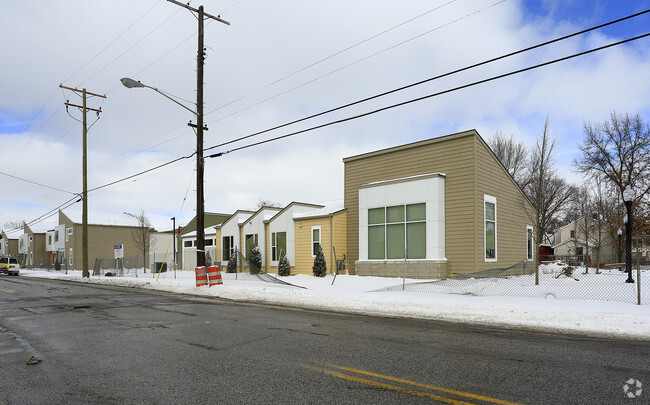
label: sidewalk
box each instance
[19,269,650,341]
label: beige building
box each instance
[343,129,535,279]
[0,229,19,257]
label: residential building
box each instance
[0,229,19,257]
[343,129,536,279]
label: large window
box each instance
[485,195,497,261]
[368,203,426,260]
[271,232,286,261]
[69,248,73,266]
[311,226,321,257]
[223,236,234,261]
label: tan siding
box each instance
[215,228,222,263]
[293,220,312,275]
[344,130,534,276]
[345,132,478,274]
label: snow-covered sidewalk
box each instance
[18,269,650,341]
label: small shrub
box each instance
[227,250,237,273]
[249,245,262,274]
[278,251,290,277]
[312,247,327,277]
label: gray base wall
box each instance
[355,260,448,279]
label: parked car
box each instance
[0,256,20,276]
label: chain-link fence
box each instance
[219,247,305,288]
[374,260,647,305]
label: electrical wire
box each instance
[0,171,77,195]
[205,9,650,152]
[203,0,459,117]
[79,7,183,86]
[62,0,163,85]
[210,33,650,157]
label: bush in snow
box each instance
[312,246,327,277]
[249,245,262,274]
[278,251,290,277]
[227,250,237,273]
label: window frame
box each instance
[69,248,73,266]
[311,226,321,257]
[367,203,426,260]
[222,235,234,261]
[484,195,497,262]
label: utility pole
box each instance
[60,84,106,278]
[167,0,229,268]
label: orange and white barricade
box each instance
[195,266,208,287]
[207,265,223,286]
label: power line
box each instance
[0,170,77,195]
[209,33,650,157]
[205,9,650,152]
[203,0,460,118]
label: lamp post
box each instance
[617,227,623,267]
[623,186,634,283]
[121,77,207,269]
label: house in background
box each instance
[552,217,617,265]
[57,210,150,271]
[0,229,19,257]
[177,211,231,270]
[19,221,52,268]
[343,129,535,279]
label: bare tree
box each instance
[523,118,575,278]
[2,220,24,232]
[575,112,650,213]
[255,199,282,209]
[131,210,156,273]
[488,131,529,188]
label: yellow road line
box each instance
[321,363,524,405]
[305,365,474,405]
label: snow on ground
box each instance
[17,267,650,341]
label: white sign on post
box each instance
[114,244,124,259]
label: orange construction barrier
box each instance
[207,265,223,286]
[195,266,208,287]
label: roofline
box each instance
[294,207,347,220]
[343,129,478,163]
[268,201,325,223]
[214,210,255,229]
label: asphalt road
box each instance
[0,276,648,404]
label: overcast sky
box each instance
[1,0,649,233]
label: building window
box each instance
[484,195,497,261]
[48,235,52,245]
[272,232,287,261]
[66,228,73,242]
[367,203,426,260]
[223,236,234,261]
[245,234,258,259]
[570,230,576,239]
[311,226,321,257]
[55,230,59,243]
[183,240,192,248]
[576,246,584,256]
[205,239,214,247]
[527,225,534,261]
[29,236,33,242]
[69,248,73,266]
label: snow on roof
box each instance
[360,172,446,188]
[293,200,345,219]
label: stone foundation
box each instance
[355,260,448,279]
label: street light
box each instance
[121,77,207,270]
[623,186,635,283]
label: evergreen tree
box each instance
[312,246,327,277]
[278,251,290,277]
[249,245,262,274]
[227,248,237,273]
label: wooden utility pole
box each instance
[60,85,106,278]
[167,0,229,268]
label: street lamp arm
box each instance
[120,77,197,116]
